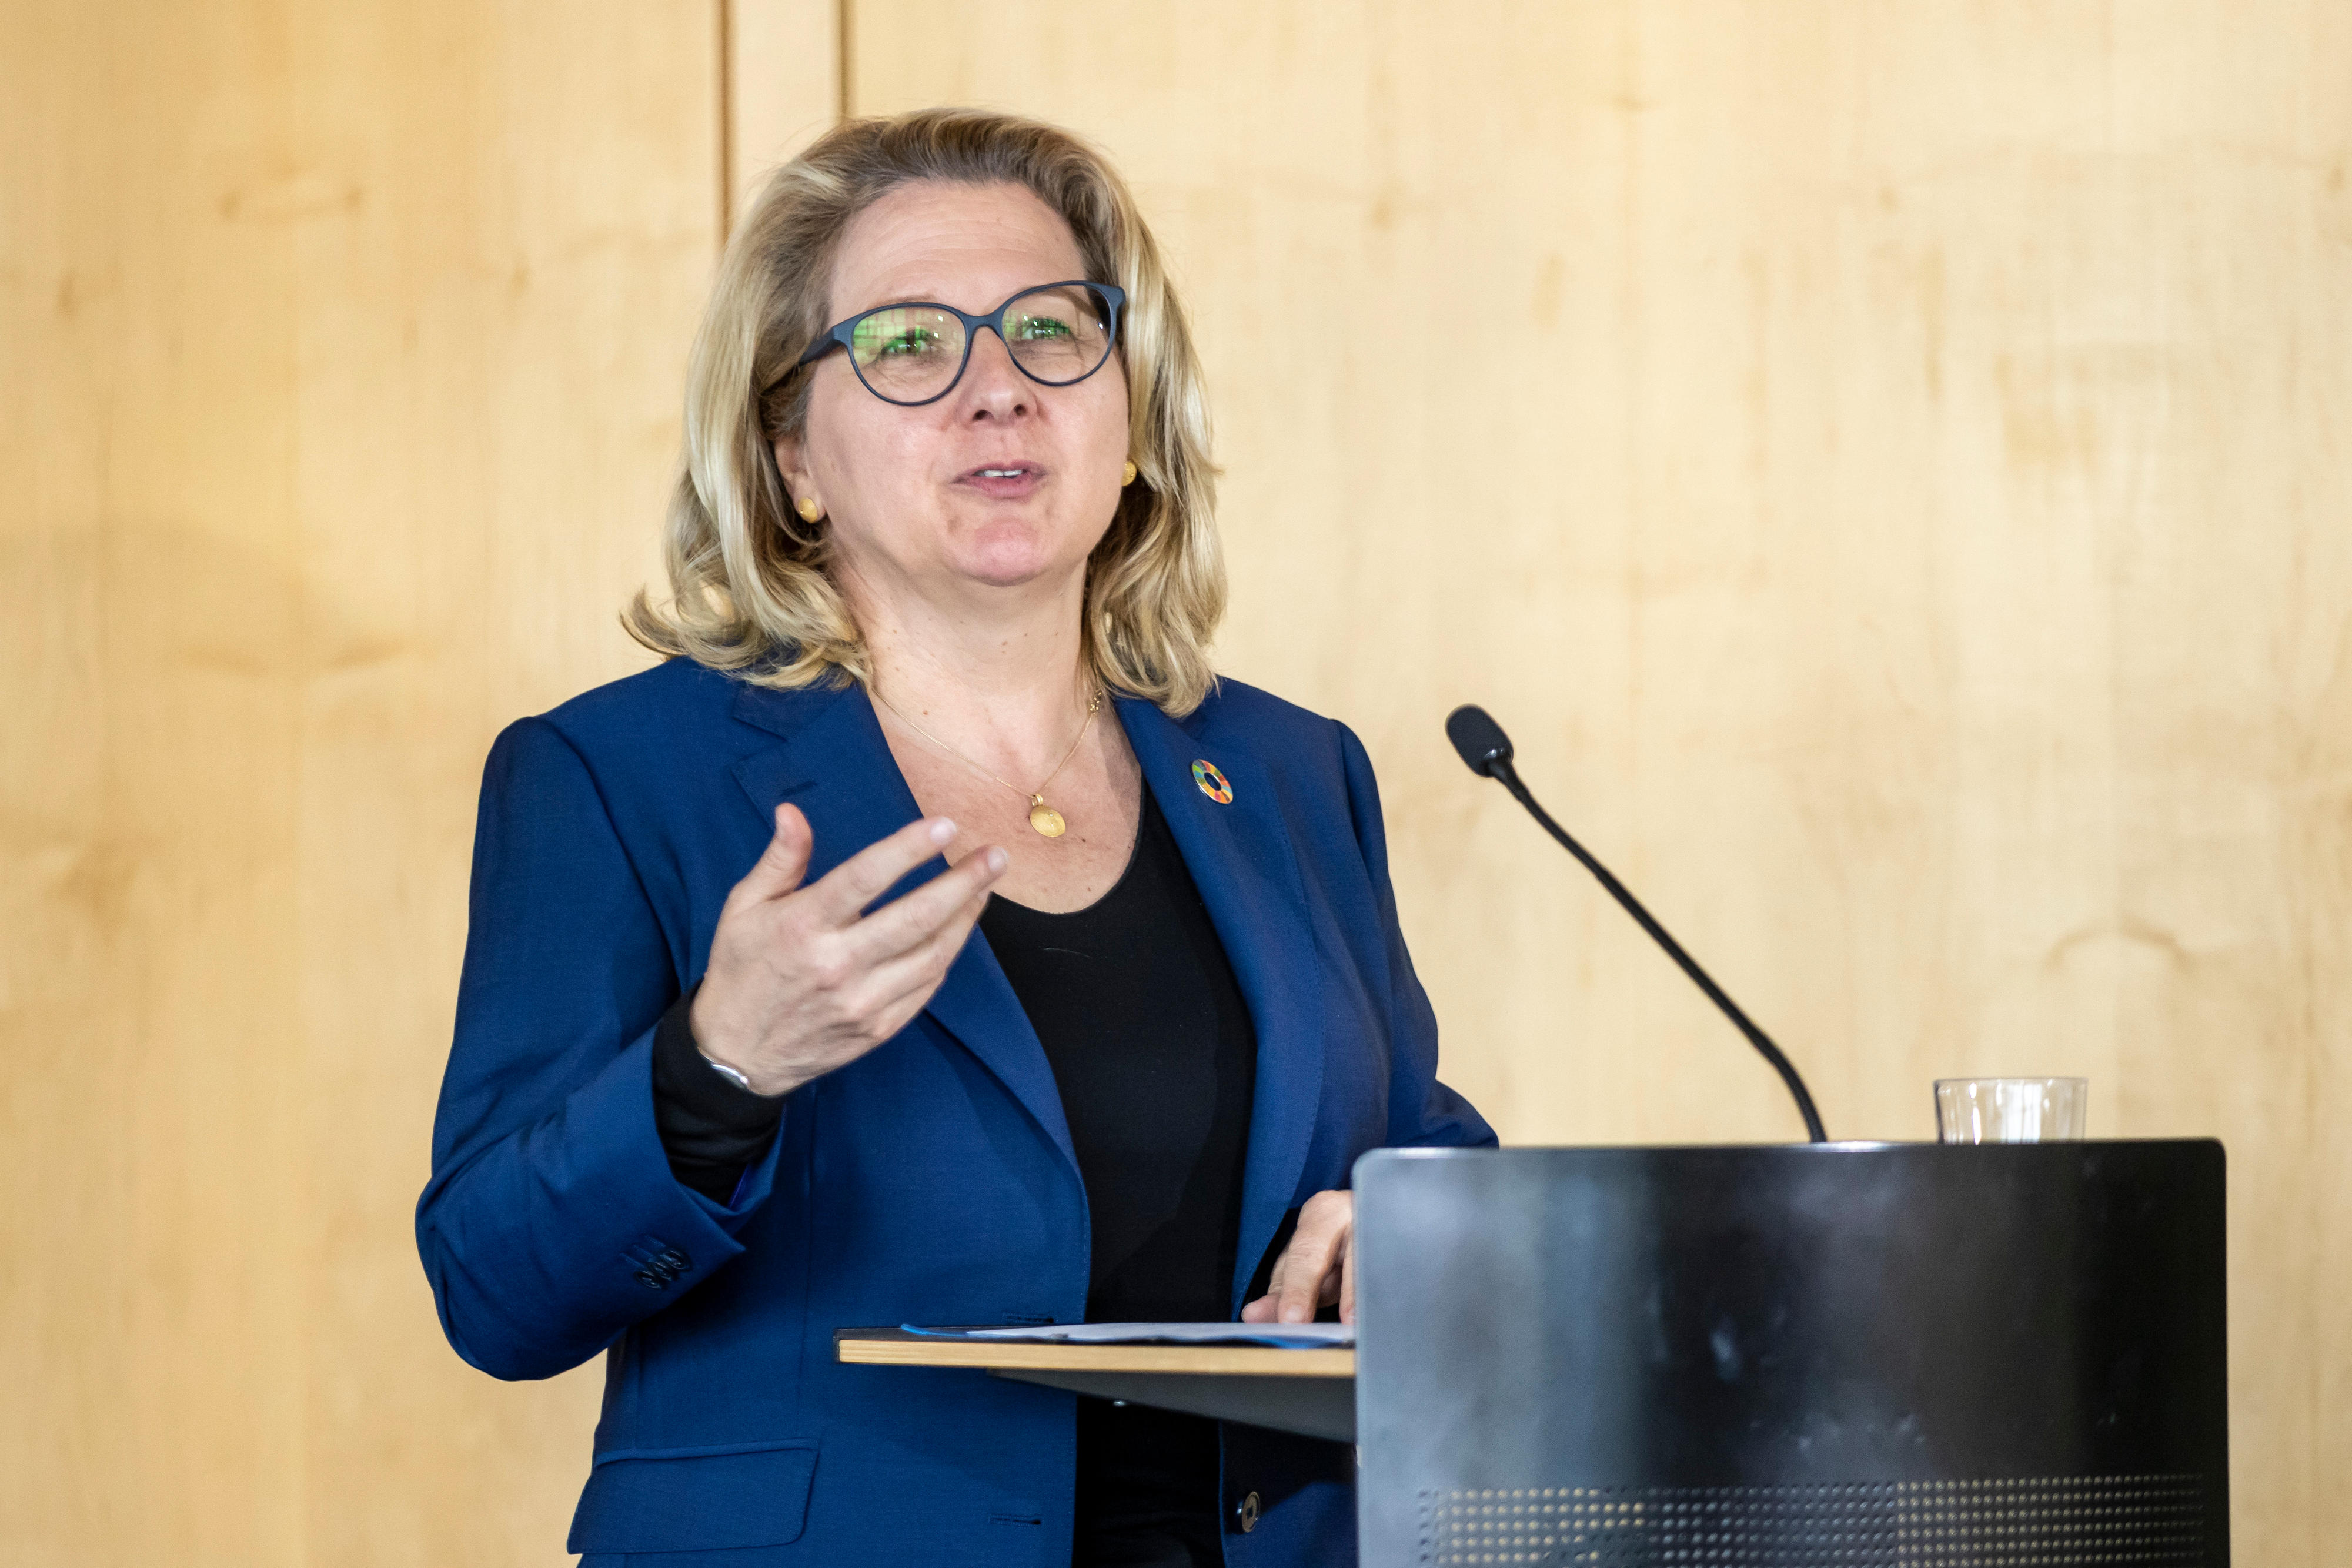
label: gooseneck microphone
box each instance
[1445,704,1829,1144]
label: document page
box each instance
[901,1320,1354,1348]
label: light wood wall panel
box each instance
[726,0,841,230]
[2,2,719,1563]
[844,2,2350,1560]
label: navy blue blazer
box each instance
[417,657,1494,1567]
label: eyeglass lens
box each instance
[847,285,1114,404]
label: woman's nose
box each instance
[958,329,1033,420]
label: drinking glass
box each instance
[1934,1078,2088,1144]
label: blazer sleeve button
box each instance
[657,1248,691,1271]
[1235,1491,1261,1533]
[633,1268,669,1290]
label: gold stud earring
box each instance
[796,496,823,523]
[1121,461,1138,487]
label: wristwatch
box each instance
[700,1052,757,1094]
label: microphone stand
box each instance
[1465,727,1829,1145]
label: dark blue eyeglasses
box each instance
[796,281,1126,407]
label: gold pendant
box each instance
[1028,796,1067,838]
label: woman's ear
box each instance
[771,434,809,502]
[772,434,823,523]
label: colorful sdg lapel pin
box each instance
[1191,759,1234,804]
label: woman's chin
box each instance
[954,554,1063,592]
[944,524,1085,592]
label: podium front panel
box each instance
[1353,1142,2227,1567]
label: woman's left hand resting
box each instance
[1240,1189,1355,1326]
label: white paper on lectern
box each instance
[953,1321,1354,1348]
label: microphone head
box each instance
[1445,704,1515,778]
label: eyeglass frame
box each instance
[792,280,1127,407]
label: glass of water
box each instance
[1935,1078,2089,1143]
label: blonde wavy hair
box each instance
[624,108,1224,714]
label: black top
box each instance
[652,788,1258,1567]
[978,788,1258,1323]
[978,788,1257,1568]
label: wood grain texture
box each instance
[726,0,841,232]
[844,2,2351,1560]
[1,2,716,1563]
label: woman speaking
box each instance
[417,108,1492,1567]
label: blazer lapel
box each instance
[1116,697,1328,1317]
[728,681,1078,1174]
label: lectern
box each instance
[1354,1142,2228,1567]
[838,1139,2227,1564]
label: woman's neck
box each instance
[841,563,1100,775]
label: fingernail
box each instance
[984,848,1008,874]
[929,818,957,846]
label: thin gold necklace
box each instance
[868,680,1105,838]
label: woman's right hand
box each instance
[689,805,1007,1096]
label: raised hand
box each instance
[689,806,1008,1096]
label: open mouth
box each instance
[958,462,1047,496]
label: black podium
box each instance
[1354,1141,2229,1567]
